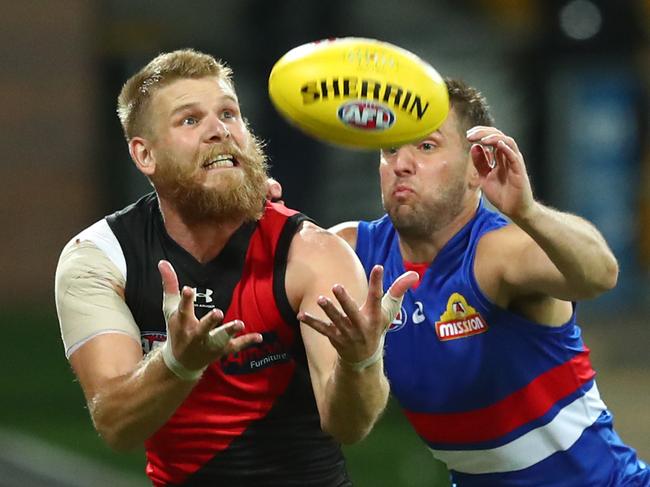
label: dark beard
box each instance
[155,135,269,225]
[385,175,466,240]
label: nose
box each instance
[204,114,230,143]
[392,147,416,176]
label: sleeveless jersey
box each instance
[356,201,649,486]
[106,193,350,487]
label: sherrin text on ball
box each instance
[268,37,449,149]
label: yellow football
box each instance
[268,37,449,149]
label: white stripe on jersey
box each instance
[75,219,127,280]
[430,382,607,474]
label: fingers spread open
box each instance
[158,260,179,295]
[177,286,196,320]
[199,308,224,335]
[207,319,243,350]
[159,260,181,323]
[367,265,385,306]
[228,332,264,354]
[387,270,419,299]
[299,311,341,340]
[331,285,362,325]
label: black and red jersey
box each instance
[106,193,351,486]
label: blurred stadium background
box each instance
[1,0,649,485]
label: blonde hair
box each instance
[117,49,234,140]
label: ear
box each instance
[128,136,156,177]
[467,151,482,191]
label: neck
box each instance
[398,195,480,263]
[158,195,246,264]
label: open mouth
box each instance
[202,154,238,170]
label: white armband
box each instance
[161,340,205,382]
[161,290,205,381]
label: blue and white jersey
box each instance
[356,201,648,486]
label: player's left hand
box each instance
[466,126,535,221]
[298,266,418,366]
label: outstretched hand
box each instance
[467,126,535,221]
[158,260,262,373]
[298,265,418,366]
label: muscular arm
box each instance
[286,223,388,444]
[507,204,618,300]
[57,242,260,450]
[468,126,618,306]
[69,335,196,451]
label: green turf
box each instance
[3,305,449,485]
[2,305,146,475]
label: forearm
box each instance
[514,202,619,298]
[88,349,197,450]
[320,359,389,444]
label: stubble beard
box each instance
[154,134,269,224]
[384,170,467,240]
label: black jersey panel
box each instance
[106,193,256,331]
[176,363,351,487]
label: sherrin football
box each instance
[268,37,449,149]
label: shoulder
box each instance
[329,221,359,249]
[58,219,127,281]
[474,222,532,303]
[290,221,357,263]
[286,221,365,287]
[285,222,367,310]
[476,222,530,257]
[56,237,126,297]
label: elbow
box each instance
[90,405,142,452]
[338,431,369,446]
[603,256,619,291]
[581,257,619,299]
[322,421,371,445]
[102,432,141,452]
[94,418,141,452]
[593,256,619,296]
[98,423,143,451]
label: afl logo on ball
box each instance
[337,101,395,130]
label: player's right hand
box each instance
[158,260,263,371]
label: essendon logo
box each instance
[435,293,488,341]
[337,101,395,130]
[141,331,166,354]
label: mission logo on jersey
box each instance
[435,293,488,341]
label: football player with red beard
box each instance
[55,49,416,487]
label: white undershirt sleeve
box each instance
[55,236,140,359]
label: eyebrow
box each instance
[423,130,444,141]
[169,103,199,118]
[169,95,239,118]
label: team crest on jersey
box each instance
[141,331,166,354]
[388,305,407,332]
[434,293,488,341]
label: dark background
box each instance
[1,1,649,485]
